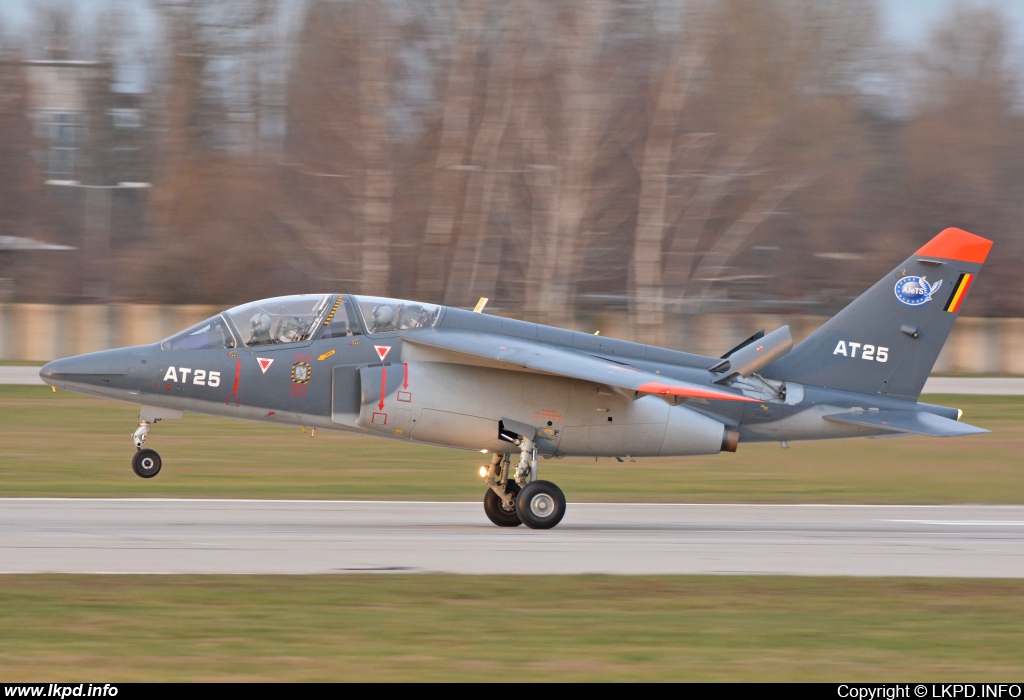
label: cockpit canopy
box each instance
[350,296,441,334]
[225,294,333,347]
[160,294,443,350]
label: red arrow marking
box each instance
[232,359,241,393]
[403,363,409,389]
[378,367,387,410]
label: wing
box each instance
[399,329,758,403]
[822,410,987,437]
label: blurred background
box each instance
[0,0,1022,350]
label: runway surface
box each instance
[3,499,1023,577]
[0,367,47,384]
[2,366,1022,393]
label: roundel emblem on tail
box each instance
[895,276,942,306]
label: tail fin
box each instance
[763,228,992,399]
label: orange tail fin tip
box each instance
[915,227,992,264]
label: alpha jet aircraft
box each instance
[40,227,991,529]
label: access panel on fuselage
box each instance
[354,363,414,437]
[331,364,361,424]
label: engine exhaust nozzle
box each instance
[721,428,740,453]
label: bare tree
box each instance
[900,3,1020,314]
[415,0,485,302]
[519,1,611,326]
[439,5,524,307]
[626,0,879,343]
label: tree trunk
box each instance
[357,5,393,296]
[630,38,704,345]
[416,1,484,302]
[524,2,608,326]
[442,13,521,307]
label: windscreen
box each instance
[161,315,236,350]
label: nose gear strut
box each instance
[132,421,150,449]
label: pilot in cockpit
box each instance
[276,313,310,343]
[371,305,396,333]
[249,312,273,345]
[399,305,431,329]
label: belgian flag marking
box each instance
[944,273,975,313]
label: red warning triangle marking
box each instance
[257,357,274,374]
[374,345,391,361]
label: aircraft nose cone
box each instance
[39,351,130,388]
[40,355,93,378]
[39,357,70,387]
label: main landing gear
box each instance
[481,438,566,530]
[131,421,162,478]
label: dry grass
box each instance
[1,575,1023,681]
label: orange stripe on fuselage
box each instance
[636,382,760,403]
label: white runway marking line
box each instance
[885,519,1024,527]
[4,498,1024,509]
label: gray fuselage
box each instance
[40,298,952,459]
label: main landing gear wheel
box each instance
[132,449,162,478]
[483,481,522,527]
[516,480,566,530]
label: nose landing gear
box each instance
[130,421,162,478]
[127,407,180,479]
[481,438,566,529]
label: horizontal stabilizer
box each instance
[823,410,987,437]
[401,330,759,403]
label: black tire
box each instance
[516,480,566,530]
[483,481,522,527]
[132,449,162,478]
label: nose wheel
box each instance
[130,420,162,478]
[132,448,162,478]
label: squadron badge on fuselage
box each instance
[894,276,942,306]
[291,362,311,384]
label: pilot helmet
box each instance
[279,316,308,342]
[402,305,429,328]
[250,312,272,337]
[372,305,394,329]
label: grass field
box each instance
[1,575,1022,681]
[1,386,1021,502]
